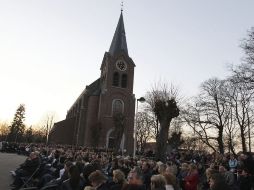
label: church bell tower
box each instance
[98,11,135,153]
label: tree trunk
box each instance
[230,141,236,156]
[218,128,224,154]
[155,118,170,162]
[240,128,247,153]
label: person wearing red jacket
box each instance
[184,163,199,190]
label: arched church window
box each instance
[112,99,124,114]
[121,74,127,88]
[112,72,119,86]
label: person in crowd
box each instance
[88,170,109,190]
[150,174,167,190]
[61,165,82,190]
[184,163,199,190]
[238,168,252,190]
[82,163,97,187]
[158,163,167,175]
[127,167,145,190]
[107,158,119,177]
[40,160,74,188]
[110,169,127,190]
[75,156,84,174]
[229,154,238,173]
[219,155,228,169]
[166,162,178,176]
[199,168,216,190]
[117,159,129,177]
[163,173,176,190]
[242,152,254,177]
[218,165,235,187]
[10,151,40,189]
[58,161,74,183]
[141,161,152,190]
[178,163,189,190]
[150,160,159,175]
[209,173,230,190]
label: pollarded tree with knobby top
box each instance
[146,83,180,162]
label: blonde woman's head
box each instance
[113,169,126,184]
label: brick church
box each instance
[49,12,136,154]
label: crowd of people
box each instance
[2,143,254,190]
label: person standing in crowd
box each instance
[110,169,127,190]
[238,168,253,190]
[209,173,230,190]
[158,163,167,175]
[199,168,216,190]
[150,174,167,190]
[142,161,152,190]
[163,173,176,190]
[127,167,146,190]
[238,152,254,188]
[184,163,199,190]
[218,165,235,188]
[229,154,238,173]
[166,161,178,177]
[158,163,177,190]
[178,163,189,190]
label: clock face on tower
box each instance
[116,60,127,71]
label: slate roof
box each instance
[86,78,101,96]
[109,12,128,56]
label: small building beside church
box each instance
[49,12,136,154]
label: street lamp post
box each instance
[133,97,146,158]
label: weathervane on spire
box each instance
[121,1,124,12]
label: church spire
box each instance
[109,12,128,56]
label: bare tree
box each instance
[0,121,9,141]
[146,83,180,162]
[44,114,55,145]
[136,112,155,153]
[241,27,254,65]
[24,126,33,143]
[227,77,254,152]
[181,136,198,151]
[183,104,218,153]
[223,105,238,155]
[33,126,47,143]
[184,78,231,154]
[232,28,254,85]
[167,131,184,151]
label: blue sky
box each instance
[0,0,254,125]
